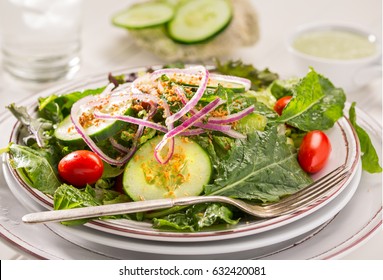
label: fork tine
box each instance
[262,164,347,211]
[270,171,349,216]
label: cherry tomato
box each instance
[58,150,104,187]
[274,96,292,115]
[298,130,331,173]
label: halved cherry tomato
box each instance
[274,96,292,115]
[58,150,104,187]
[298,130,331,173]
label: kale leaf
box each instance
[204,125,312,203]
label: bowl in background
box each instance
[287,22,381,93]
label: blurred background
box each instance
[0,0,382,259]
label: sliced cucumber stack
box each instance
[112,2,174,29]
[167,0,233,44]
[112,0,233,44]
[123,136,212,201]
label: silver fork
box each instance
[22,165,350,224]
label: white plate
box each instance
[1,149,362,257]
[43,163,362,257]
[4,66,361,242]
[0,99,380,259]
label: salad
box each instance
[2,61,381,231]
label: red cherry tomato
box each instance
[274,96,292,115]
[58,150,104,187]
[298,130,331,173]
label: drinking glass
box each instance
[0,0,82,83]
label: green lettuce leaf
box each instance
[277,69,346,131]
[153,203,239,232]
[349,102,382,173]
[7,103,54,148]
[54,184,132,226]
[215,59,279,91]
[269,77,299,100]
[8,144,61,196]
[38,87,105,123]
[54,184,100,225]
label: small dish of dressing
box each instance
[288,22,381,92]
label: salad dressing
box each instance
[293,29,377,60]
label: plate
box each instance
[0,97,380,259]
[43,163,362,256]
[1,153,362,257]
[5,66,361,242]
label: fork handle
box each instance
[21,196,226,224]
[22,198,175,224]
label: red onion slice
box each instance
[131,73,152,95]
[70,66,252,166]
[222,129,247,139]
[209,73,251,91]
[208,105,255,124]
[150,66,209,126]
[154,98,224,162]
[150,65,204,80]
[70,95,129,166]
[99,83,115,97]
[167,98,224,139]
[94,112,168,133]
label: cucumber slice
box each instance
[167,0,232,44]
[55,102,133,145]
[123,136,212,201]
[112,2,174,29]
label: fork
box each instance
[22,164,350,224]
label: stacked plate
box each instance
[0,67,381,259]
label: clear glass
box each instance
[0,0,82,83]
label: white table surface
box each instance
[0,0,382,260]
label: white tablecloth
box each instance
[0,0,382,259]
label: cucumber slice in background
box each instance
[112,2,174,29]
[167,0,233,44]
[123,136,212,201]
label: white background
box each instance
[0,0,382,260]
